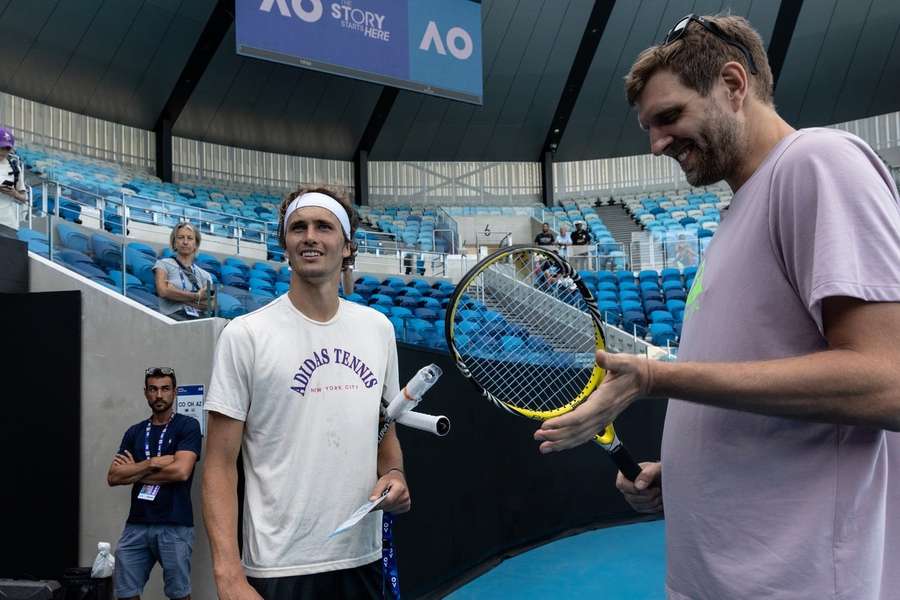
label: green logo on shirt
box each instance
[683,261,705,321]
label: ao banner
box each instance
[236,0,484,105]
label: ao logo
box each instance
[259,0,323,23]
[419,21,474,60]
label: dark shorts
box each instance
[248,560,383,600]
[113,523,193,599]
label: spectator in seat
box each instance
[154,223,215,320]
[570,222,593,246]
[534,222,555,246]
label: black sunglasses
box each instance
[145,367,176,376]
[664,14,759,75]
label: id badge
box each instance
[137,484,160,501]
[184,305,200,317]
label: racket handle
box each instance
[385,364,443,421]
[396,411,451,436]
[610,444,642,482]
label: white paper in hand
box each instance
[329,491,389,538]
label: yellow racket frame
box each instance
[446,245,618,447]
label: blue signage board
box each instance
[236,0,483,104]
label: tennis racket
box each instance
[445,244,642,481]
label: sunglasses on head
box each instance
[145,367,176,377]
[664,14,759,75]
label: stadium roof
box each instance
[1,0,898,163]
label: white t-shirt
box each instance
[205,295,400,578]
[0,154,27,230]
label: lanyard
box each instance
[174,258,199,292]
[144,414,173,460]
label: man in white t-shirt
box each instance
[0,128,28,238]
[202,186,410,600]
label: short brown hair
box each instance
[625,15,773,107]
[277,185,359,270]
[170,222,201,252]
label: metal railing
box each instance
[628,234,708,272]
[602,321,678,361]
[32,180,274,253]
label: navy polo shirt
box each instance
[117,413,202,527]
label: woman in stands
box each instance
[154,222,215,320]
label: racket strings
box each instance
[452,251,598,413]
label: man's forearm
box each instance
[202,460,245,583]
[652,348,900,430]
[108,460,155,485]
[141,460,192,483]
[377,427,404,477]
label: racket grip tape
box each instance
[610,444,642,482]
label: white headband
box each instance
[283,192,351,239]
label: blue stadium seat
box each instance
[127,287,160,311]
[649,323,677,347]
[596,291,618,303]
[662,279,683,292]
[357,275,380,286]
[252,262,276,281]
[56,222,90,253]
[398,296,419,309]
[354,285,375,299]
[370,303,391,316]
[638,270,658,284]
[622,311,647,331]
[457,321,479,335]
[249,277,275,294]
[390,306,413,319]
[621,300,643,314]
[650,310,675,326]
[247,292,275,311]
[56,249,94,267]
[108,270,141,290]
[216,293,244,319]
[660,268,681,282]
[598,282,618,294]
[59,199,82,223]
[598,271,618,286]
[91,234,123,270]
[414,308,437,320]
[128,242,156,258]
[221,271,249,290]
[598,301,622,324]
[644,300,666,315]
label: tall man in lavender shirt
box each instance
[533,14,900,600]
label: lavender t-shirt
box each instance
[663,128,900,600]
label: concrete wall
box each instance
[30,254,225,600]
[453,215,536,247]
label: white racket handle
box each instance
[385,364,443,421]
[396,411,451,437]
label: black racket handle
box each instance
[610,444,642,482]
